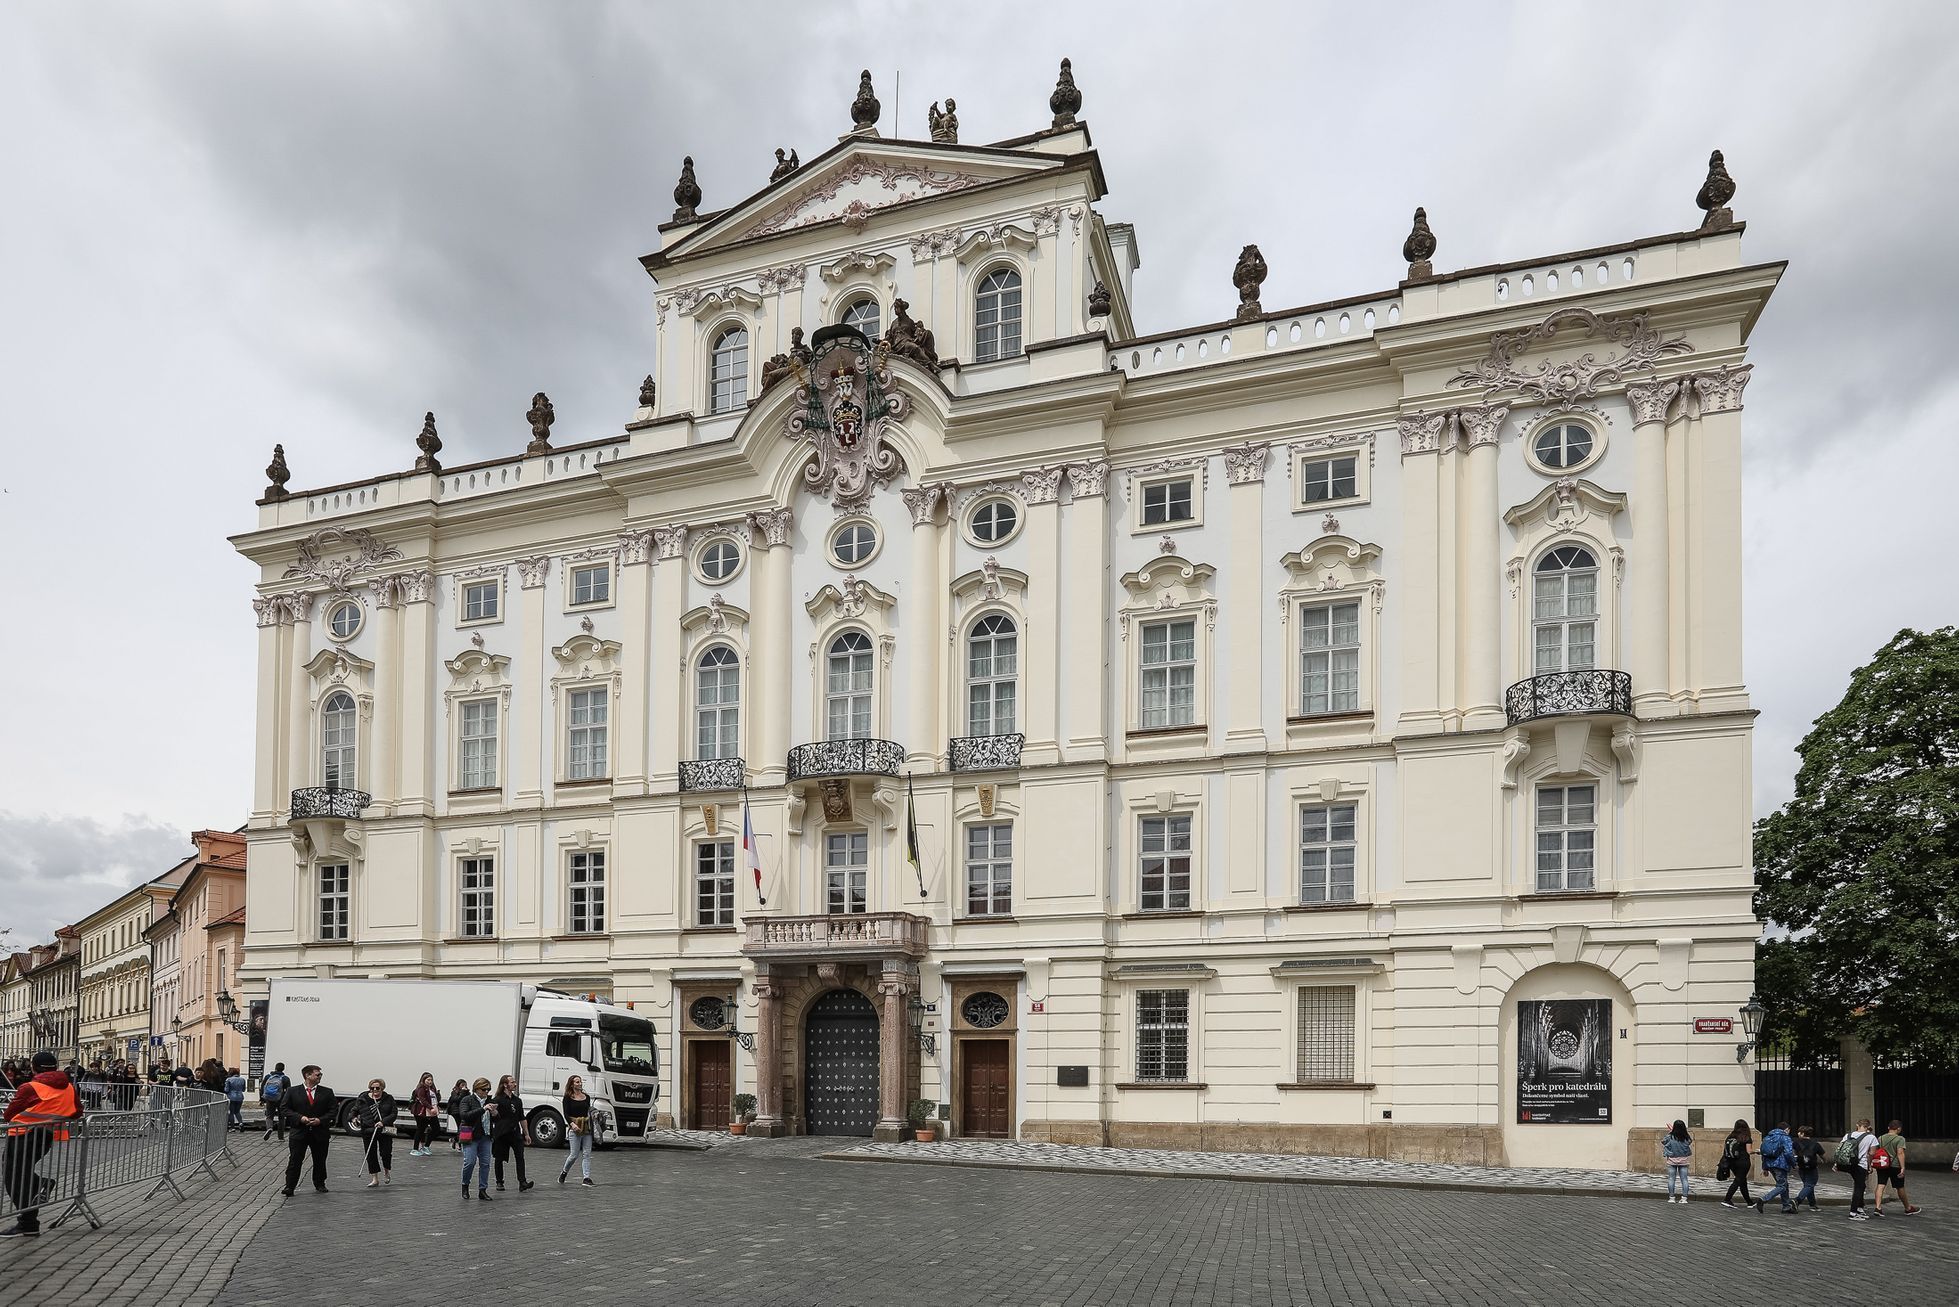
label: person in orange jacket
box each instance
[2,1051,81,1239]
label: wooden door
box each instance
[961,1038,1011,1138]
[690,1039,731,1131]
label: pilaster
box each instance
[1021,467,1064,767]
[616,531,655,794]
[515,559,549,807]
[902,486,945,768]
[1061,461,1110,759]
[1396,414,1445,731]
[369,577,402,810]
[283,593,314,805]
[1221,443,1270,752]
[1686,366,1751,710]
[748,509,795,787]
[1458,406,1505,729]
[649,527,689,790]
[395,570,435,815]
[1626,380,1678,713]
[252,598,285,820]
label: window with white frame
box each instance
[1296,985,1356,1082]
[317,864,350,942]
[321,692,357,788]
[566,687,609,780]
[567,849,606,933]
[695,840,735,927]
[1535,784,1596,893]
[1134,988,1190,1081]
[1298,600,1361,715]
[824,831,868,915]
[825,632,873,740]
[967,498,1018,545]
[964,823,1012,917]
[966,615,1018,736]
[709,326,749,413]
[1531,421,1595,471]
[829,521,878,567]
[1138,619,1197,728]
[1138,814,1193,911]
[326,599,362,641]
[974,267,1022,362]
[841,297,881,340]
[695,645,740,760]
[457,698,499,790]
[1299,803,1357,904]
[1532,547,1598,673]
[459,856,495,938]
[568,562,611,608]
[697,537,742,584]
[1140,476,1195,526]
[1300,454,1358,504]
[461,579,500,624]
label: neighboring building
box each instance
[160,831,248,1071]
[1,953,31,1063]
[27,931,81,1065]
[76,861,191,1069]
[145,903,183,1074]
[232,67,1777,1166]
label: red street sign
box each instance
[1693,1017,1734,1034]
[1030,1000,1046,1013]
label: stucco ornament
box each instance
[1222,441,1270,485]
[283,527,404,589]
[789,326,908,511]
[1451,307,1691,406]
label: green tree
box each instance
[1754,627,1959,1066]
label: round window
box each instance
[326,600,362,641]
[698,537,742,583]
[961,991,1009,1029]
[689,996,728,1031]
[1532,422,1595,470]
[830,521,878,566]
[968,498,1019,545]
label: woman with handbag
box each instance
[454,1077,495,1200]
[491,1074,535,1192]
[408,1072,441,1156]
[1719,1119,1763,1211]
[352,1078,399,1187]
[559,1074,597,1187]
[445,1078,469,1151]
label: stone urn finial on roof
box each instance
[851,69,881,133]
[414,411,443,473]
[525,392,555,457]
[1087,279,1112,319]
[672,155,702,223]
[1232,244,1268,321]
[1050,57,1082,128]
[1696,149,1737,231]
[263,443,290,501]
[638,374,657,408]
[1403,207,1437,280]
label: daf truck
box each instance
[263,977,659,1145]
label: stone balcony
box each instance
[743,912,930,961]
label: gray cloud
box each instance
[0,813,192,943]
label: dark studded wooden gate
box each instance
[804,988,880,1136]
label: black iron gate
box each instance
[805,988,879,1136]
[1874,1060,1959,1138]
[1755,1050,1844,1136]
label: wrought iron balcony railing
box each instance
[290,786,372,820]
[679,757,747,793]
[1504,669,1633,726]
[785,738,905,782]
[743,911,930,959]
[948,732,1025,772]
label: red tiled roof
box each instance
[206,906,247,929]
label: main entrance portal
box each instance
[804,988,880,1136]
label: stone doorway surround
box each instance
[676,979,740,1133]
[948,973,1019,1139]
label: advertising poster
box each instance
[248,998,269,1078]
[1517,998,1612,1124]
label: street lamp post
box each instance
[1735,992,1766,1064]
[215,989,251,1036]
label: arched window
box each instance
[966,615,1019,736]
[825,631,874,740]
[321,691,357,788]
[695,645,741,760]
[974,267,1023,362]
[1532,546,1598,673]
[708,326,749,414]
[841,297,881,341]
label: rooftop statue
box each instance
[851,70,880,133]
[1049,57,1082,128]
[1697,149,1737,231]
[1232,244,1268,321]
[928,98,958,145]
[770,147,800,183]
[672,155,701,222]
[884,298,939,369]
[525,392,555,457]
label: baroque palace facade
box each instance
[233,65,1780,1166]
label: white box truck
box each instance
[263,978,659,1145]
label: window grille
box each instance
[1296,985,1356,1082]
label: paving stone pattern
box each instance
[833,1138,1856,1200]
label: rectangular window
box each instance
[1535,784,1597,893]
[1135,989,1190,1082]
[568,850,607,934]
[1140,477,1195,526]
[824,831,868,915]
[317,864,350,941]
[460,856,495,938]
[1138,619,1197,728]
[1138,814,1193,911]
[569,563,611,608]
[1296,985,1357,1082]
[1301,454,1358,504]
[461,579,500,623]
[458,698,499,790]
[695,841,735,927]
[1298,601,1361,715]
[964,824,1013,917]
[566,688,609,780]
[1299,803,1358,904]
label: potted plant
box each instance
[730,1093,756,1135]
[906,1098,938,1142]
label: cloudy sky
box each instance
[3,2,1954,943]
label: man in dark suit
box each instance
[280,1065,337,1197]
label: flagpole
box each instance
[905,772,927,899]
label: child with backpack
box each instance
[1661,1120,1694,1203]
[1835,1117,1876,1220]
[1719,1120,1762,1211]
[1792,1125,1825,1212]
[1759,1121,1797,1213]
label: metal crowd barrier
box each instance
[2,1084,233,1232]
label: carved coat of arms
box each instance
[789,325,908,510]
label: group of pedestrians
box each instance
[268,1064,601,1202]
[1660,1116,1927,1218]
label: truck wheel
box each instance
[334,1100,360,1136]
[528,1108,565,1149]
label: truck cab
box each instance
[519,989,659,1146]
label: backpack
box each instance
[1868,1144,1892,1170]
[1833,1132,1862,1169]
[1723,1135,1746,1161]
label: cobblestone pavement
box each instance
[830,1139,1855,1201]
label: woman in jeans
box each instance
[1721,1119,1763,1211]
[491,1074,535,1192]
[455,1077,495,1200]
[408,1072,440,1156]
[559,1074,596,1187]
[1661,1120,1693,1202]
[352,1078,399,1187]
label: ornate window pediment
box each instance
[949,558,1029,644]
[821,251,898,284]
[675,285,763,322]
[1280,536,1385,595]
[805,576,897,626]
[551,633,623,683]
[444,648,511,695]
[1502,478,1627,537]
[681,593,751,640]
[1118,555,1218,617]
[303,647,375,714]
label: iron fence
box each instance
[1874,1059,1959,1138]
[1503,669,1633,725]
[1755,1049,1845,1137]
[2,1084,232,1232]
